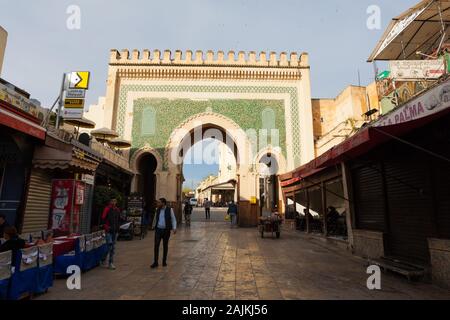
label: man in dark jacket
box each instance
[151,198,177,269]
[0,226,25,264]
[100,198,121,270]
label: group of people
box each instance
[183,198,239,226]
[100,197,177,271]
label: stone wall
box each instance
[352,229,385,259]
[428,238,450,289]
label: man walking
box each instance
[151,198,177,268]
[204,199,211,220]
[183,199,193,227]
[100,198,121,270]
[227,200,239,227]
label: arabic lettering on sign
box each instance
[374,79,450,127]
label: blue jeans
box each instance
[103,232,117,265]
[231,214,237,225]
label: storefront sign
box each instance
[374,78,450,127]
[64,98,85,108]
[62,108,84,119]
[389,59,446,80]
[75,181,85,205]
[81,174,95,185]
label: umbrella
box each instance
[91,127,119,143]
[108,138,132,149]
[63,117,96,129]
[63,117,96,139]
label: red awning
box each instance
[280,106,450,188]
[0,100,46,140]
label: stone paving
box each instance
[38,208,450,300]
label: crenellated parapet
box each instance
[109,49,309,68]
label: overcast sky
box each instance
[1,0,417,107]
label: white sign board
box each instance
[65,89,86,99]
[374,78,450,127]
[389,59,446,80]
[62,108,84,119]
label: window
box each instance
[141,107,156,136]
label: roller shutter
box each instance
[352,162,386,232]
[384,155,435,264]
[21,169,52,233]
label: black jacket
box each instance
[0,236,26,264]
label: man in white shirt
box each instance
[151,198,177,268]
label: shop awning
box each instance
[280,105,450,188]
[202,180,236,192]
[0,100,46,140]
[368,0,450,62]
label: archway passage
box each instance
[137,153,158,219]
[259,153,280,215]
[180,128,239,224]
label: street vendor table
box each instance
[52,239,76,258]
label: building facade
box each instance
[88,49,315,225]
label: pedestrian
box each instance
[151,198,177,268]
[0,214,9,239]
[183,199,193,227]
[100,198,121,270]
[227,200,238,227]
[204,198,211,220]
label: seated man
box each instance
[0,226,26,263]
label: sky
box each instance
[0,0,419,188]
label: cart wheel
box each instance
[276,232,280,239]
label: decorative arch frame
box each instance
[130,145,164,174]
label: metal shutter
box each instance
[432,160,450,238]
[352,162,386,232]
[384,157,434,264]
[21,169,52,233]
[79,183,93,234]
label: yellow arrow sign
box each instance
[68,72,90,90]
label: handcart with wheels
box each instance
[258,215,282,239]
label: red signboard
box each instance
[50,180,74,234]
[50,179,86,234]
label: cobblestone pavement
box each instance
[38,208,450,300]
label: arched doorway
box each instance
[137,153,158,217]
[259,153,280,215]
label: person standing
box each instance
[183,199,193,227]
[0,214,9,239]
[100,198,121,270]
[151,198,177,268]
[227,200,239,227]
[204,199,211,220]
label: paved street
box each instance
[38,208,450,300]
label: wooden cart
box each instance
[258,216,282,239]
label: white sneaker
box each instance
[108,264,116,270]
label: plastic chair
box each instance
[0,251,12,300]
[8,246,39,300]
[35,243,53,294]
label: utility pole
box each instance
[55,73,67,129]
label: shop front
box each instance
[21,130,102,234]
[0,87,46,230]
[280,165,350,245]
[280,92,450,287]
